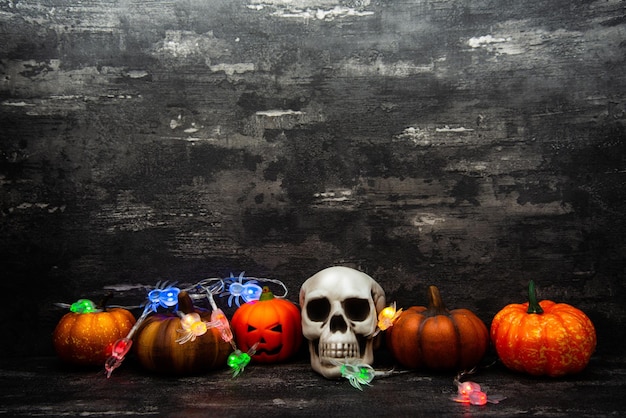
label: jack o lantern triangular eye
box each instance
[247,325,256,332]
[271,324,282,332]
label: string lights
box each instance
[55,273,289,378]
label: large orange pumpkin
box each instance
[133,291,232,375]
[386,285,489,371]
[491,281,596,377]
[231,286,302,363]
[53,300,136,366]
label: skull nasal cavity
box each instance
[330,314,348,332]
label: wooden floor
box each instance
[2,354,625,417]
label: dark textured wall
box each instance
[1,0,625,358]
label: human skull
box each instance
[299,266,386,378]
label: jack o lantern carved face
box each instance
[245,315,285,358]
[231,287,303,363]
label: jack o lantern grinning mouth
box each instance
[254,344,283,356]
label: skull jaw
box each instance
[308,337,374,379]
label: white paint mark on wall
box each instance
[271,6,374,20]
[255,109,304,117]
[247,1,374,20]
[313,189,354,202]
[2,101,33,107]
[445,159,489,173]
[8,202,66,213]
[394,125,474,146]
[394,127,432,146]
[209,63,255,75]
[154,30,231,65]
[412,213,446,228]
[124,69,150,79]
[466,34,527,55]
[435,126,474,133]
[339,57,434,77]
[170,115,182,129]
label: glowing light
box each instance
[339,362,376,391]
[458,381,481,397]
[159,286,180,307]
[241,283,262,303]
[70,299,97,313]
[176,313,209,344]
[452,379,505,406]
[228,342,258,377]
[222,272,262,306]
[211,308,235,345]
[469,391,488,406]
[228,350,252,377]
[377,302,403,331]
[105,338,133,378]
[147,284,180,311]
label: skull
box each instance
[299,266,386,378]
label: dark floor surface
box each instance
[1,354,625,417]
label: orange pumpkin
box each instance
[133,291,232,375]
[491,281,596,377]
[231,286,302,363]
[386,285,489,371]
[53,300,136,366]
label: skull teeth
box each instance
[320,342,360,359]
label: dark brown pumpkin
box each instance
[386,285,489,371]
[133,291,232,375]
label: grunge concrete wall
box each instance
[1,0,625,357]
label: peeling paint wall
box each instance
[1,0,625,357]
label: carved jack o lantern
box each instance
[231,287,303,363]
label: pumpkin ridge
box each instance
[546,312,568,376]
[450,313,463,370]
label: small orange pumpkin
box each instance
[133,291,232,375]
[53,299,136,366]
[386,285,489,371]
[231,286,303,363]
[491,281,596,377]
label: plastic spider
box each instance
[146,282,180,312]
[339,362,376,391]
[227,343,258,377]
[452,369,506,405]
[176,313,210,344]
[70,299,97,313]
[221,272,262,307]
[377,302,403,331]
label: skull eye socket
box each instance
[343,298,371,321]
[306,297,331,322]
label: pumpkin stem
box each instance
[178,291,195,314]
[427,285,449,315]
[97,293,114,310]
[527,280,544,314]
[259,286,274,301]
